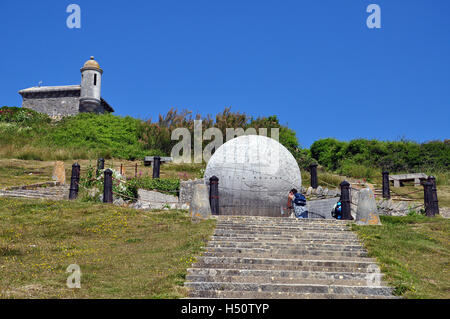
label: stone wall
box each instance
[307,197,340,219]
[22,94,80,118]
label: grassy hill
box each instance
[1,106,448,176]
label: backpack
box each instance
[293,193,306,206]
[332,202,342,219]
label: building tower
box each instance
[79,56,103,113]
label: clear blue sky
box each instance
[0,0,449,148]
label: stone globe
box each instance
[204,135,302,216]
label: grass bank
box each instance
[0,197,215,298]
[352,215,450,299]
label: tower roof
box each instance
[82,56,101,70]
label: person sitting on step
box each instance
[288,188,308,219]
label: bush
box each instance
[127,177,180,198]
[47,113,146,160]
[0,106,51,126]
[311,138,449,174]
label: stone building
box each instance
[18,57,114,119]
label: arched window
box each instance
[94,74,97,86]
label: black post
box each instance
[153,156,161,179]
[427,176,440,216]
[340,180,353,220]
[97,158,105,175]
[382,171,391,199]
[69,163,80,200]
[310,163,318,189]
[209,176,219,215]
[103,169,113,204]
[423,181,435,217]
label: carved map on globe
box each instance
[204,135,302,217]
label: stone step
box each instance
[184,282,393,296]
[0,192,66,200]
[186,215,393,299]
[188,290,399,299]
[191,263,377,273]
[202,247,369,258]
[185,275,383,287]
[213,229,359,239]
[210,236,361,245]
[187,268,383,281]
[207,241,365,251]
[215,224,352,232]
[197,256,378,269]
[194,256,379,270]
[202,252,373,262]
[215,216,351,223]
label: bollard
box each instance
[209,176,219,215]
[340,181,353,220]
[382,171,391,199]
[423,181,437,217]
[153,156,161,179]
[97,158,105,175]
[310,163,318,189]
[426,176,440,216]
[69,163,80,200]
[103,169,113,203]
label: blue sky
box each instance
[0,0,449,148]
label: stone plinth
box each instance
[355,188,381,225]
[190,184,212,221]
[52,161,66,185]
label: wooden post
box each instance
[423,181,435,217]
[382,171,390,199]
[427,176,439,216]
[103,169,113,203]
[96,158,104,176]
[69,163,80,200]
[310,163,318,189]
[153,156,161,179]
[340,181,353,220]
[135,163,138,178]
[209,176,219,215]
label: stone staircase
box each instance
[185,216,397,299]
[0,185,69,201]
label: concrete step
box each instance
[184,282,393,296]
[187,290,399,299]
[202,247,369,259]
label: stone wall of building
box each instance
[22,94,80,119]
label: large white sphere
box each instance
[204,135,301,216]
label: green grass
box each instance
[0,197,215,298]
[352,215,450,298]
